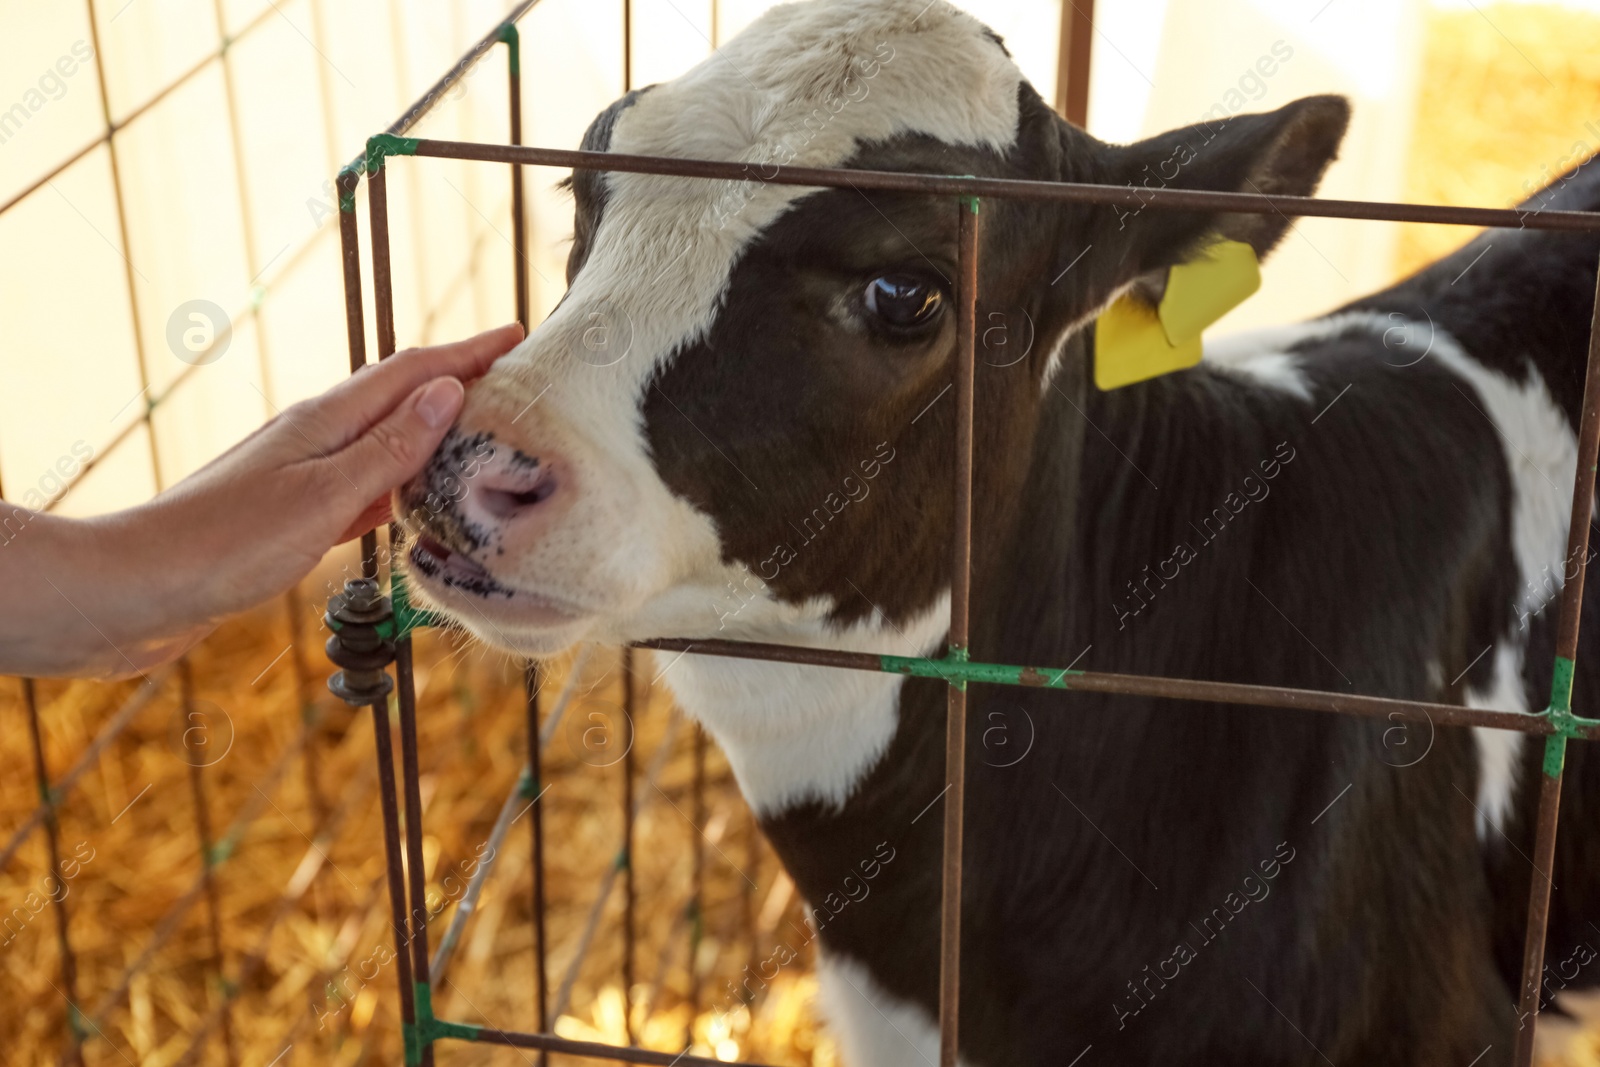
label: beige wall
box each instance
[0,0,1450,520]
[0,0,1073,522]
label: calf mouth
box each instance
[405,535,590,634]
[409,535,512,597]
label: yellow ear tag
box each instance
[1093,239,1261,391]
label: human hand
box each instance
[1,323,525,678]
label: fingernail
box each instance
[417,377,464,428]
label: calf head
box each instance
[400,0,1349,658]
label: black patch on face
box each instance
[639,84,1100,630]
[566,86,654,284]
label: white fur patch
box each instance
[651,590,950,815]
[1466,645,1531,838]
[1336,311,1577,837]
[817,951,971,1067]
[1201,319,1358,401]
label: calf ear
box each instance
[1097,94,1350,288]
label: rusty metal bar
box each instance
[178,660,237,1066]
[337,165,379,579]
[635,637,1594,737]
[379,0,546,145]
[688,723,707,1032]
[501,38,547,1055]
[337,169,380,583]
[405,140,1600,233]
[937,195,979,1067]
[363,155,420,1042]
[526,661,551,1067]
[395,640,435,1067]
[1512,253,1600,1065]
[337,169,369,374]
[622,647,638,1045]
[368,691,418,1040]
[1055,0,1094,127]
[506,23,530,331]
[24,679,86,1066]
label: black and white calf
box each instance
[400,1,1600,1062]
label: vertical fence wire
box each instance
[1054,0,1095,128]
[396,641,436,1067]
[621,3,637,1046]
[1512,251,1600,1066]
[688,725,707,1032]
[178,659,238,1066]
[938,194,980,1067]
[526,662,552,1067]
[23,678,86,1067]
[504,25,552,1062]
[356,156,421,1047]
[622,647,639,1045]
[81,0,161,489]
[81,4,244,1058]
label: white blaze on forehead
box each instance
[569,0,1023,393]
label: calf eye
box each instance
[864,274,943,330]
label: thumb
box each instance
[329,376,465,507]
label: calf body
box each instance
[401,1,1600,1061]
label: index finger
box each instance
[304,322,525,451]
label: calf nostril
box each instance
[478,473,558,519]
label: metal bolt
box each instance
[325,578,396,706]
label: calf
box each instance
[401,1,1600,1062]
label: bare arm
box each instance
[0,323,524,678]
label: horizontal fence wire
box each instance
[637,637,1600,737]
[394,138,1600,232]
